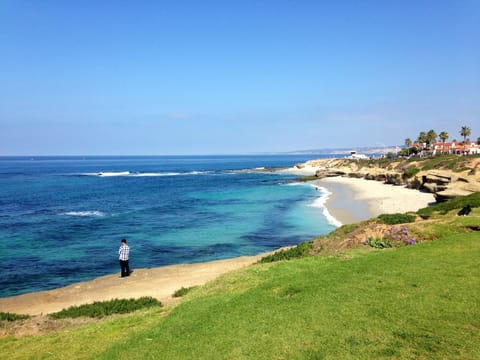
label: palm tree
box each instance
[460,126,471,154]
[439,131,449,154]
[417,132,427,149]
[404,138,412,156]
[426,129,437,150]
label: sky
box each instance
[0,0,479,155]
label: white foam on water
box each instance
[60,211,107,217]
[98,171,130,177]
[132,172,180,177]
[307,184,343,227]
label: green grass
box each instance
[417,192,480,217]
[417,154,479,171]
[259,241,313,263]
[2,204,480,359]
[173,286,197,298]
[0,307,166,360]
[0,312,30,321]
[49,297,162,319]
[93,234,479,359]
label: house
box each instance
[433,141,480,155]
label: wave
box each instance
[78,170,213,177]
[98,171,130,177]
[60,211,107,217]
[307,185,343,227]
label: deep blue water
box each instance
[0,155,336,297]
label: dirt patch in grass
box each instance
[0,316,100,338]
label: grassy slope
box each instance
[4,227,477,359]
[98,233,480,359]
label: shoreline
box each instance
[317,176,436,225]
[0,254,270,316]
[0,175,436,316]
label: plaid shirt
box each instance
[118,244,130,261]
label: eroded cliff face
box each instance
[296,157,480,202]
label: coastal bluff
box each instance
[293,156,480,202]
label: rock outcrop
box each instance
[295,157,480,202]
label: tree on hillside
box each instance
[460,126,471,154]
[439,131,449,154]
[477,137,480,145]
[404,138,412,156]
[426,130,437,149]
[417,132,427,148]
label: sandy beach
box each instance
[0,176,435,316]
[0,254,267,316]
[318,176,436,225]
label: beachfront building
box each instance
[433,141,480,155]
[409,141,480,156]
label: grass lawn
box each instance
[2,226,479,359]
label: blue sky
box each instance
[0,0,479,155]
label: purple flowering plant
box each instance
[365,225,416,249]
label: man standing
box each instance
[118,238,130,278]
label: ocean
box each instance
[0,155,337,298]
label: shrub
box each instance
[377,213,416,225]
[173,286,197,298]
[0,312,30,321]
[402,166,419,179]
[365,237,392,249]
[365,225,416,249]
[49,297,162,319]
[260,241,313,263]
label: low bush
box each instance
[365,237,392,249]
[402,166,419,179]
[49,297,162,319]
[0,312,30,321]
[377,213,416,225]
[260,241,313,263]
[365,225,416,249]
[173,286,197,298]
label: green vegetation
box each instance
[417,192,480,217]
[0,312,30,321]
[365,225,416,248]
[49,297,162,319]
[402,166,419,178]
[259,241,313,263]
[364,237,392,248]
[377,213,416,225]
[173,286,197,298]
[420,155,466,171]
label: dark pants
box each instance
[120,260,130,277]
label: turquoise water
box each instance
[0,155,337,297]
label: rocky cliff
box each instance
[295,156,480,202]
